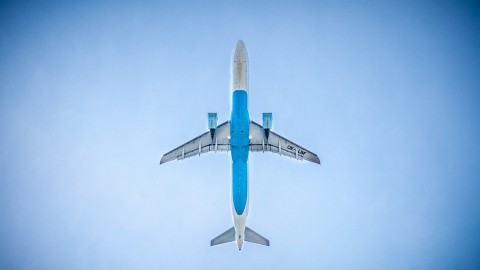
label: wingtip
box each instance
[159,156,166,165]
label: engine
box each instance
[208,113,218,139]
[262,113,272,129]
[262,113,272,140]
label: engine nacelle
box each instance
[262,113,272,129]
[208,113,218,139]
[262,113,272,140]
[208,113,218,129]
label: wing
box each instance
[160,121,230,164]
[249,121,320,164]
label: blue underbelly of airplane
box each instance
[230,90,249,215]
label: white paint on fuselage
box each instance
[232,192,248,250]
[231,40,249,251]
[231,40,249,93]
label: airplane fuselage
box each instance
[230,41,249,250]
[160,40,319,251]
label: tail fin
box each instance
[210,226,270,247]
[245,227,270,246]
[210,227,235,246]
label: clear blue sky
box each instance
[1,1,479,269]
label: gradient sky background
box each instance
[1,1,479,269]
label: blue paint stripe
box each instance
[231,90,249,215]
[232,159,248,215]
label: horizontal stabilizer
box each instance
[210,227,235,246]
[245,227,270,246]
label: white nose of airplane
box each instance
[235,40,246,54]
[231,40,249,92]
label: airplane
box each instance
[159,40,320,251]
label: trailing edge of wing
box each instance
[249,121,321,164]
[160,121,230,164]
